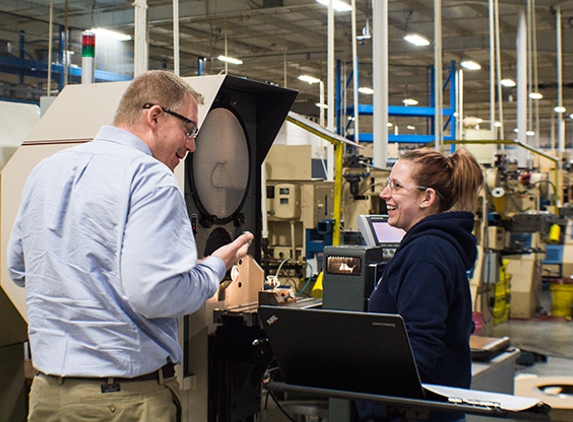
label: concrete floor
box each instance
[492,286,573,378]
[467,286,573,422]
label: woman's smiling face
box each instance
[380,159,429,232]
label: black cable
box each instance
[264,389,270,411]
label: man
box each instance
[8,70,254,421]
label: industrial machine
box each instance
[0,100,39,421]
[476,154,559,322]
[265,178,334,262]
[321,245,384,312]
[262,144,335,296]
[356,214,405,260]
[341,154,390,232]
[183,76,297,422]
[0,74,297,422]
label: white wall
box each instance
[0,101,40,171]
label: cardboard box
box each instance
[505,254,542,319]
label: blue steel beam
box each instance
[0,55,131,82]
[355,133,455,143]
[350,104,455,117]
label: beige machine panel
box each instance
[265,144,312,180]
[266,180,334,261]
[273,183,300,219]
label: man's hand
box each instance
[211,231,255,270]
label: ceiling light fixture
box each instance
[89,27,131,41]
[298,74,321,84]
[358,87,374,95]
[404,33,430,47]
[554,106,566,113]
[315,0,353,12]
[526,130,535,137]
[217,55,243,65]
[402,98,419,106]
[357,20,372,41]
[500,79,516,87]
[315,103,328,109]
[460,60,481,70]
[529,92,543,100]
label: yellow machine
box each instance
[473,154,562,328]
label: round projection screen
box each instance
[189,105,251,224]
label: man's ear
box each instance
[144,105,162,128]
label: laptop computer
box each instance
[258,305,549,416]
[258,305,426,399]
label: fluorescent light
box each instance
[298,74,321,84]
[554,106,566,113]
[404,33,430,47]
[315,103,328,109]
[315,0,353,12]
[493,121,502,127]
[89,27,131,41]
[461,60,481,70]
[358,87,374,95]
[217,55,243,65]
[500,78,516,87]
[407,125,416,131]
[357,20,372,41]
[387,122,393,127]
[526,131,535,137]
[403,98,419,106]
[529,92,543,100]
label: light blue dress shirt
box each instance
[8,126,226,377]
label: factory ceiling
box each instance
[1,0,573,148]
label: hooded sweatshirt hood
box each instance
[400,211,477,271]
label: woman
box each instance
[358,147,483,422]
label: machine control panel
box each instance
[357,214,405,261]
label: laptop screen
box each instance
[259,305,425,399]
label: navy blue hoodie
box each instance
[359,211,477,421]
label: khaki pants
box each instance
[28,373,180,422]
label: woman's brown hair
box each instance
[400,147,483,212]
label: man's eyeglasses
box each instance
[385,177,444,200]
[142,103,199,139]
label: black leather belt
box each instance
[123,362,175,382]
[39,362,175,383]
